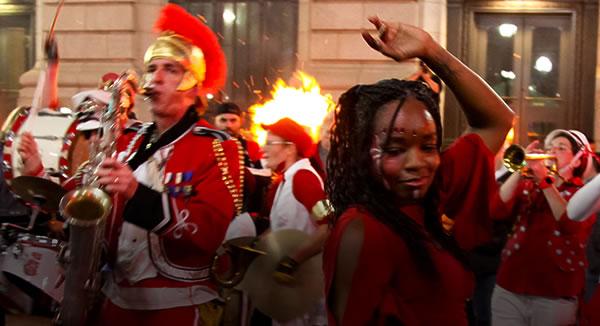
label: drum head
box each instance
[68,133,90,175]
[3,108,80,182]
[1,235,64,303]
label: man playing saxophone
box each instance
[94,4,242,325]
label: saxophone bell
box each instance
[60,187,111,226]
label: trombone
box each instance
[503,144,557,174]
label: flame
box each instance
[506,127,515,144]
[249,71,335,145]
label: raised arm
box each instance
[362,17,514,153]
[567,174,600,221]
[273,170,331,283]
[17,132,44,176]
[33,37,59,110]
[42,37,59,109]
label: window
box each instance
[0,0,35,121]
[170,0,299,112]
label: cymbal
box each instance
[10,176,66,213]
[237,229,324,322]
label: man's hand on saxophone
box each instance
[96,157,138,200]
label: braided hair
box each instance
[326,79,466,276]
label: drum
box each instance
[1,106,87,183]
[1,234,64,302]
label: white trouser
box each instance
[491,285,577,326]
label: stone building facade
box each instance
[4,0,600,145]
[13,0,445,123]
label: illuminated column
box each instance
[17,0,165,122]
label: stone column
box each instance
[299,0,447,102]
[18,0,166,122]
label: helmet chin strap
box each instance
[176,71,199,92]
[140,70,198,95]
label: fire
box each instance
[249,71,335,145]
[506,127,515,144]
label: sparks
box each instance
[249,71,335,146]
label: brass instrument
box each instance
[55,70,138,326]
[210,237,266,288]
[503,144,557,174]
[0,106,27,142]
[211,230,325,321]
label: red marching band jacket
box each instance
[100,107,242,309]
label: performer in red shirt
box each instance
[94,4,241,325]
[261,117,329,325]
[491,129,596,326]
[323,16,514,325]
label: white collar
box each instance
[283,158,312,181]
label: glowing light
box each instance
[223,9,236,24]
[249,71,335,145]
[500,70,516,80]
[534,56,553,73]
[206,93,214,100]
[506,128,515,144]
[498,24,518,38]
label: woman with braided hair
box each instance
[323,17,514,325]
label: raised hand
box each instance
[361,16,434,62]
[17,132,44,176]
[45,35,59,64]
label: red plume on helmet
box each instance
[153,4,227,96]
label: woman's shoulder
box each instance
[442,133,493,158]
[436,132,496,199]
[337,207,381,228]
[334,207,403,246]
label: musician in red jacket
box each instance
[214,102,262,168]
[94,4,241,325]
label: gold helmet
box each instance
[143,4,226,96]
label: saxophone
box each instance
[55,70,138,326]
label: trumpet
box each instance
[503,144,557,174]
